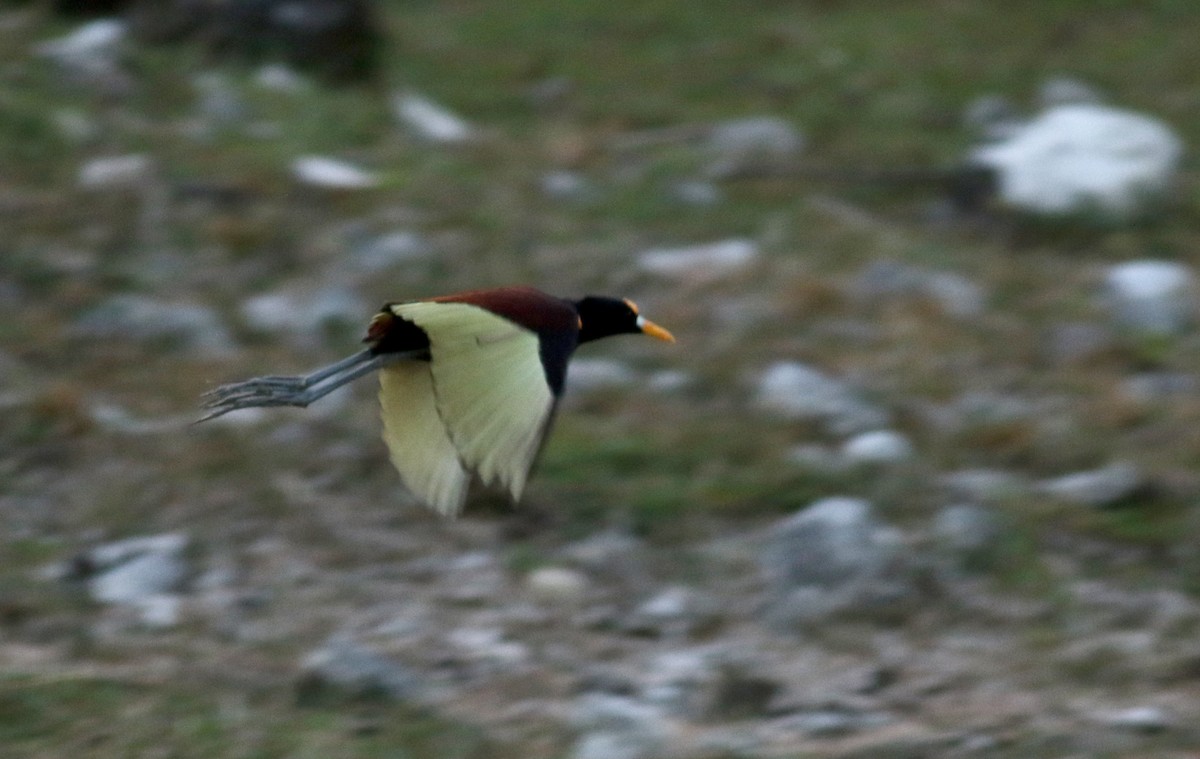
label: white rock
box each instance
[526,566,589,602]
[393,92,474,144]
[350,230,432,272]
[292,156,379,189]
[1103,260,1196,335]
[37,20,126,63]
[840,430,914,464]
[637,239,758,279]
[78,154,153,189]
[969,103,1183,220]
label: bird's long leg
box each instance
[196,349,423,423]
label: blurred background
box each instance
[3,1,1200,756]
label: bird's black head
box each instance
[573,296,675,345]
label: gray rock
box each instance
[621,586,718,639]
[762,498,912,629]
[571,730,663,759]
[74,295,234,356]
[641,650,778,721]
[1102,260,1196,336]
[1038,76,1104,108]
[37,19,126,65]
[566,358,638,394]
[1120,372,1200,404]
[853,261,986,318]
[704,116,803,178]
[668,180,722,207]
[240,285,367,343]
[571,694,667,759]
[349,229,432,272]
[1045,321,1115,366]
[298,637,422,702]
[840,430,914,465]
[80,533,189,627]
[1100,706,1170,734]
[783,708,889,738]
[753,362,889,435]
[1040,461,1143,508]
[963,94,1020,142]
[934,504,1003,567]
[940,468,1031,503]
[541,170,595,202]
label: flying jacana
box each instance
[198,286,675,515]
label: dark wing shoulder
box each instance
[432,286,580,335]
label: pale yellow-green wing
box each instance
[391,301,556,501]
[378,362,471,516]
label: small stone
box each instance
[349,230,432,272]
[37,19,126,64]
[298,637,422,702]
[840,430,914,465]
[705,116,803,178]
[255,63,308,93]
[940,468,1031,503]
[393,91,474,144]
[621,586,716,639]
[668,180,722,207]
[963,94,1020,141]
[541,170,595,202]
[1038,76,1104,108]
[566,359,638,393]
[446,627,529,666]
[526,566,589,603]
[78,154,153,189]
[81,533,189,607]
[1040,461,1143,508]
[1103,260,1196,336]
[762,498,911,628]
[292,156,379,189]
[636,239,758,280]
[73,295,234,356]
[240,285,367,342]
[571,730,663,759]
[753,362,889,435]
[934,504,1003,567]
[1101,706,1170,733]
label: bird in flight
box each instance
[198,286,675,515]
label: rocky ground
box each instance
[4,3,1200,758]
